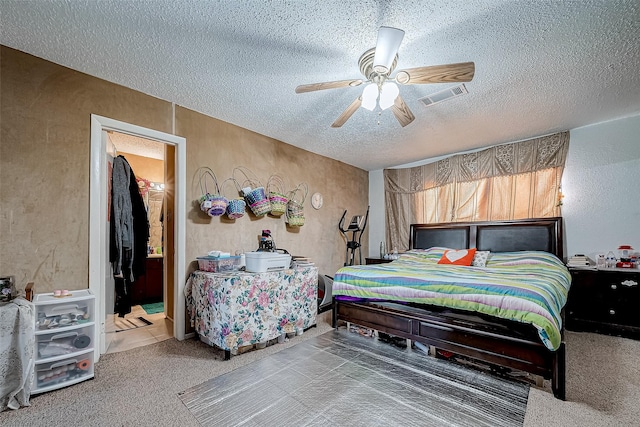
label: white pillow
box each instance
[472,250,490,267]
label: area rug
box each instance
[141,301,164,315]
[179,329,529,427]
[113,316,152,332]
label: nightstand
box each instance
[365,257,393,265]
[566,267,640,339]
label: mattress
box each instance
[333,248,572,351]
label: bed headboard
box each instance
[410,217,563,260]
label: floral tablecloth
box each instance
[185,267,318,352]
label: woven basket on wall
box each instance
[234,166,270,217]
[285,183,307,227]
[197,167,227,217]
[221,178,246,220]
[267,174,288,216]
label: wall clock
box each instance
[311,192,323,209]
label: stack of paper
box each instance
[292,256,315,268]
[567,254,593,268]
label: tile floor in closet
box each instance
[105,305,173,354]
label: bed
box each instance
[331,217,569,399]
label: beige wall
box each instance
[0,46,368,295]
[122,152,164,184]
[177,107,369,277]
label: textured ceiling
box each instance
[108,131,165,161]
[2,0,639,171]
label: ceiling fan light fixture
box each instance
[295,26,473,128]
[379,82,399,110]
[373,26,405,75]
[361,84,378,111]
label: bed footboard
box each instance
[333,298,566,400]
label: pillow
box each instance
[437,248,477,266]
[472,250,490,267]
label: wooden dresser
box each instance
[566,268,640,339]
[132,256,164,304]
[365,257,393,265]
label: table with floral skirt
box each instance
[185,267,318,358]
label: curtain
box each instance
[384,132,569,251]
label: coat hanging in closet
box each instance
[110,155,150,316]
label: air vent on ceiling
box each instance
[418,84,468,107]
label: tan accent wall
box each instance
[121,152,164,184]
[177,107,369,278]
[0,46,369,296]
[1,46,172,293]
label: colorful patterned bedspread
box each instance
[333,248,571,351]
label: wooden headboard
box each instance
[409,217,563,260]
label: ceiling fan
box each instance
[295,27,475,128]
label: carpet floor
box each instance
[179,329,529,427]
[2,310,639,427]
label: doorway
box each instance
[89,115,186,363]
[104,131,172,353]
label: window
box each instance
[384,132,569,250]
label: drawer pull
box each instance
[609,309,616,315]
[611,284,617,290]
[48,358,79,370]
[621,280,638,287]
[50,331,79,341]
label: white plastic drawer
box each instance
[36,325,94,360]
[34,352,94,391]
[35,300,94,331]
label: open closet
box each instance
[104,131,173,353]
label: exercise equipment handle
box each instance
[338,210,348,233]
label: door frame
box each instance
[89,114,186,362]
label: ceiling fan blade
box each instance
[395,62,475,85]
[391,95,415,127]
[331,97,362,128]
[295,79,363,94]
[373,26,405,74]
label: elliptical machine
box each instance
[338,206,369,266]
[318,206,369,313]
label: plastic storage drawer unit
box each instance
[35,298,94,331]
[36,324,94,359]
[32,289,96,394]
[34,351,94,393]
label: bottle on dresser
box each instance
[605,251,617,269]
